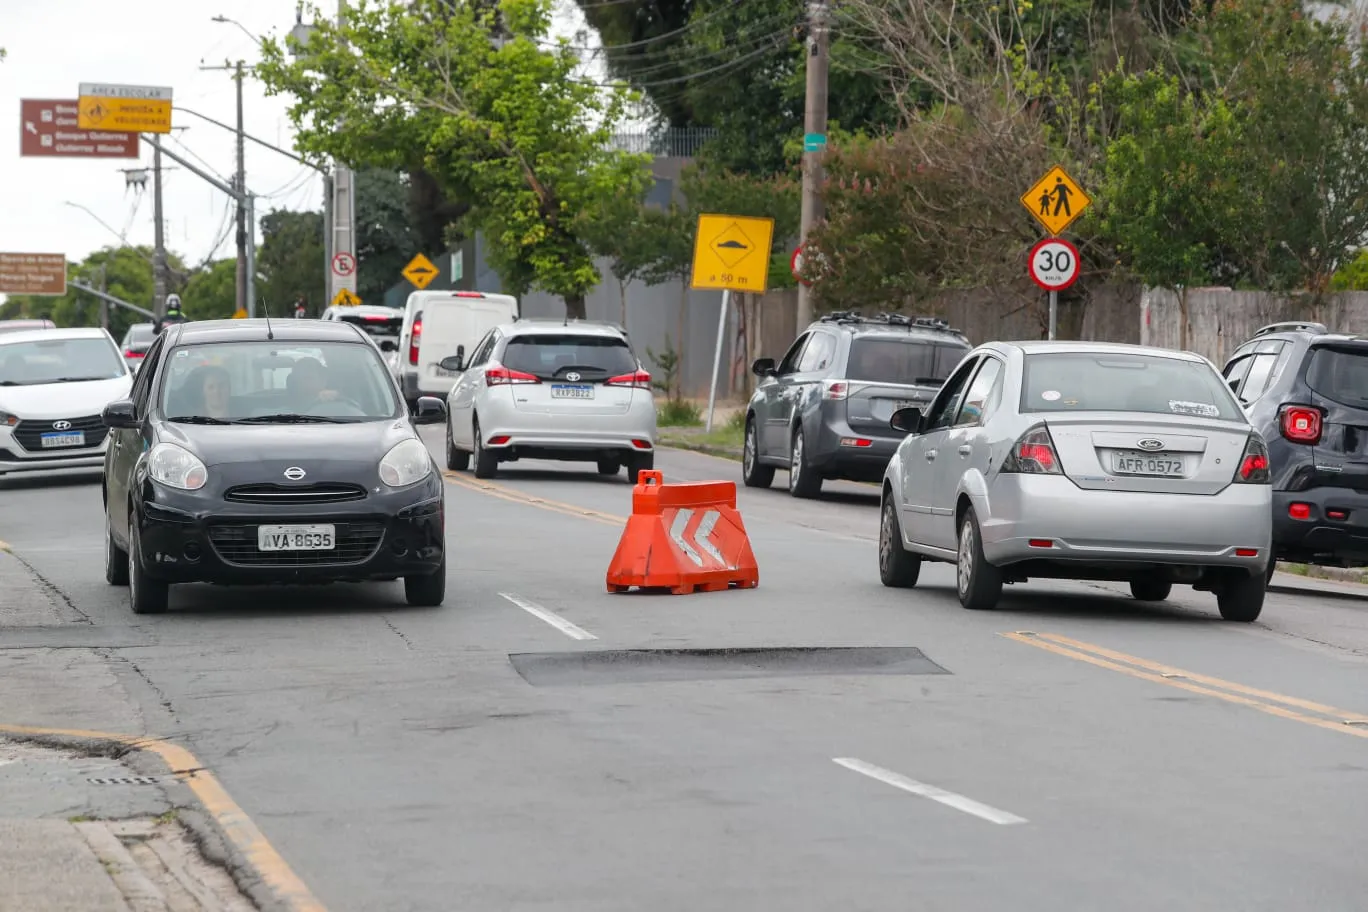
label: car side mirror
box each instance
[379,339,398,353]
[102,399,138,429]
[752,357,777,377]
[439,352,464,373]
[413,396,447,424]
[890,406,923,434]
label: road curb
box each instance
[659,441,743,461]
[1277,563,1368,586]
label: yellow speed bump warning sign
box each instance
[691,214,775,294]
[332,288,361,307]
[1020,166,1091,236]
[402,253,439,290]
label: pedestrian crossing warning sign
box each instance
[332,288,361,307]
[1021,166,1091,236]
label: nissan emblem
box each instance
[283,466,307,481]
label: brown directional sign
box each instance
[19,99,139,159]
[0,253,67,296]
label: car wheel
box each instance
[1265,560,1277,585]
[1216,571,1265,623]
[404,553,446,607]
[742,417,775,489]
[472,418,497,479]
[597,457,622,476]
[878,495,921,588]
[956,506,1002,611]
[127,516,168,615]
[625,451,654,483]
[105,510,129,587]
[445,420,469,472]
[1129,579,1172,601]
[788,428,822,499]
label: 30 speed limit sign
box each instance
[1028,238,1081,291]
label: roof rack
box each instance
[817,311,963,335]
[1253,321,1327,337]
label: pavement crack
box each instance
[5,549,92,624]
[382,616,416,650]
[105,652,180,724]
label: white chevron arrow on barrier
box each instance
[668,508,728,568]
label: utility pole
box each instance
[234,60,248,317]
[151,135,169,318]
[97,262,108,329]
[329,0,357,310]
[796,0,829,329]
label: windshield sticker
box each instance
[1169,400,1220,418]
[1041,390,1061,401]
[175,349,190,357]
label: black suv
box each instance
[742,312,972,498]
[1222,320,1368,576]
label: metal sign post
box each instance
[705,290,731,433]
[1048,290,1058,341]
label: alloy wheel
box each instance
[789,434,803,491]
[957,520,974,597]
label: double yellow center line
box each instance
[442,471,627,527]
[1005,631,1368,740]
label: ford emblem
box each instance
[565,371,581,382]
[52,420,72,431]
[283,466,307,481]
[1137,438,1165,451]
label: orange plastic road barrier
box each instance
[606,470,759,594]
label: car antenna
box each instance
[261,300,275,340]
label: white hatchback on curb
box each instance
[878,341,1273,621]
[0,328,133,476]
[441,320,657,480]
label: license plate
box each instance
[40,432,85,449]
[893,400,919,411]
[1112,451,1184,477]
[434,367,457,377]
[257,524,335,551]
[551,384,594,400]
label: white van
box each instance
[396,290,519,404]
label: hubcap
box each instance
[128,526,137,603]
[744,425,755,473]
[957,521,973,596]
[880,503,893,568]
[790,435,802,489]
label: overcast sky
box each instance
[0,0,603,305]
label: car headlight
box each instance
[379,438,432,488]
[0,411,15,428]
[148,442,208,490]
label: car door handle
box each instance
[958,445,972,456]
[925,450,937,461]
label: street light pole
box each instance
[151,136,169,318]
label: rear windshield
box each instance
[847,338,968,386]
[124,325,156,347]
[1021,352,1243,420]
[502,334,636,380]
[339,313,402,337]
[1305,346,1368,406]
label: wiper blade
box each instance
[234,413,348,424]
[167,415,232,425]
[47,376,113,383]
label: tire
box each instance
[956,506,1002,611]
[878,495,921,588]
[788,428,822,499]
[472,418,498,479]
[1129,579,1172,601]
[1265,560,1277,585]
[597,457,622,476]
[625,451,655,484]
[1217,571,1265,623]
[445,420,469,471]
[127,516,168,615]
[404,553,447,607]
[741,417,775,488]
[105,509,129,586]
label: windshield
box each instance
[159,340,401,423]
[339,312,402,338]
[502,334,637,380]
[1305,346,1368,406]
[1021,351,1243,420]
[0,336,126,386]
[846,338,967,386]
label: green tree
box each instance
[256,0,651,319]
[257,209,326,314]
[355,169,420,304]
[182,259,239,321]
[574,192,661,326]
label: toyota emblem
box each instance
[283,466,307,481]
[565,372,581,382]
[1137,438,1165,451]
[52,420,72,431]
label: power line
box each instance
[595,16,801,80]
[579,36,793,89]
[544,0,746,54]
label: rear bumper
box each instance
[479,394,657,460]
[400,372,453,401]
[810,415,900,480]
[980,475,1271,571]
[1272,487,1368,562]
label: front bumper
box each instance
[0,425,108,474]
[134,478,445,585]
[980,475,1271,571]
[1272,487,1368,563]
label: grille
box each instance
[224,483,368,504]
[13,414,107,452]
[207,521,385,567]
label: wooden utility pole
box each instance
[796,0,829,328]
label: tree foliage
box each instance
[258,209,327,314]
[354,169,419,305]
[256,0,651,318]
[183,259,239,321]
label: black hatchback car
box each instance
[100,319,449,614]
[1222,320,1368,577]
[742,312,972,498]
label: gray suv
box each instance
[742,312,972,498]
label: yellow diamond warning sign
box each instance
[690,214,775,293]
[1020,166,1091,236]
[332,288,361,307]
[402,253,439,290]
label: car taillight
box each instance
[408,317,422,366]
[606,369,651,389]
[1234,434,1271,484]
[1002,425,1062,474]
[124,349,144,358]
[1280,405,1321,444]
[823,380,849,400]
[485,364,540,386]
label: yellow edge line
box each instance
[442,471,627,527]
[1001,634,1368,740]
[0,723,327,911]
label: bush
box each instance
[657,398,702,427]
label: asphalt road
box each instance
[3,431,1368,912]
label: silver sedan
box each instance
[878,341,1273,621]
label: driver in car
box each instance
[287,357,342,409]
